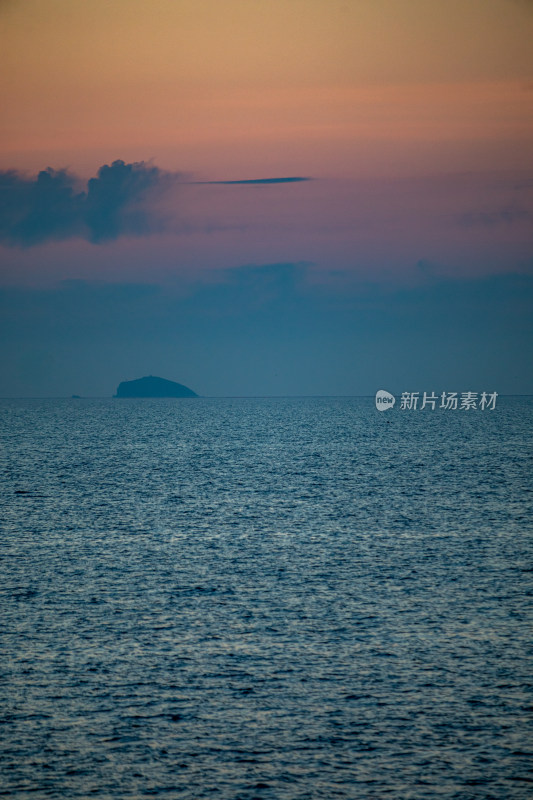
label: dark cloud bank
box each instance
[1,264,532,397]
[0,160,311,247]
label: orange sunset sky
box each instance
[2,0,533,179]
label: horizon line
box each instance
[1,393,531,400]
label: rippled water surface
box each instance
[1,397,532,799]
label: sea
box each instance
[0,396,532,800]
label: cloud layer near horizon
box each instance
[1,265,531,397]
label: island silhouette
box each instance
[114,375,198,398]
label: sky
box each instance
[0,0,532,397]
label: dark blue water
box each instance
[1,397,532,799]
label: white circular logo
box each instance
[375,389,395,411]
